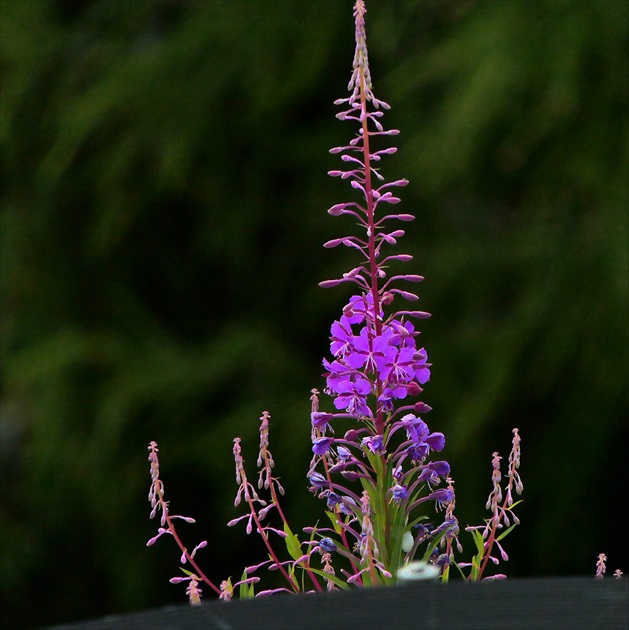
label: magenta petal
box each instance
[346,352,367,369]
[430,460,450,476]
[391,385,407,399]
[415,366,431,384]
[352,327,370,352]
[336,380,354,394]
[354,378,371,395]
[312,437,334,456]
[426,432,445,452]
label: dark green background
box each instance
[1,0,627,627]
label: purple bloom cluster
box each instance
[324,294,431,417]
[317,0,434,447]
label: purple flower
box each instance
[326,492,356,516]
[432,518,459,539]
[428,488,454,504]
[311,412,333,431]
[389,319,417,347]
[343,294,382,324]
[400,414,429,443]
[377,384,408,412]
[312,437,334,456]
[330,317,355,358]
[418,460,451,484]
[319,538,337,553]
[418,467,439,485]
[337,445,352,461]
[413,347,431,384]
[309,472,328,488]
[426,432,445,452]
[429,461,450,476]
[323,358,352,394]
[334,377,372,416]
[380,345,416,384]
[346,326,386,371]
[362,434,385,454]
[393,465,403,481]
[326,491,342,508]
[407,442,429,462]
[377,390,395,413]
[391,484,409,502]
[435,554,451,567]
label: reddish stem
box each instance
[155,490,222,596]
[358,60,385,438]
[264,450,323,593]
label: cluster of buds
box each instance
[458,428,523,581]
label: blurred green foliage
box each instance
[1,0,627,626]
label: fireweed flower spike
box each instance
[311,0,455,584]
[146,0,524,601]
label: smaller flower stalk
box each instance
[457,429,524,581]
[146,441,220,602]
[596,553,608,579]
[229,417,324,595]
[595,553,624,580]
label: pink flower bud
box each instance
[407,382,423,396]
[327,203,347,216]
[169,576,189,584]
[380,195,401,204]
[319,279,344,288]
[396,290,419,301]
[324,238,344,248]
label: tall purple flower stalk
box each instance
[306,0,454,583]
[145,0,523,602]
[320,0,433,433]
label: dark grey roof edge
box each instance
[47,576,628,630]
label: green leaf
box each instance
[468,530,487,582]
[303,567,350,590]
[283,522,303,561]
[495,523,517,542]
[471,529,485,556]
[325,511,343,535]
[238,570,254,599]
